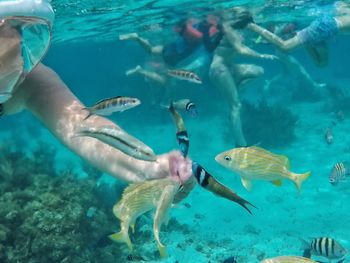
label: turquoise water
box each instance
[1,0,350,262]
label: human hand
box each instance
[231,9,254,29]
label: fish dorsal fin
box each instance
[276,154,290,169]
[94,96,122,106]
[121,182,143,198]
[241,178,252,191]
[271,180,282,187]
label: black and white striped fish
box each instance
[73,126,156,162]
[83,96,140,120]
[172,99,198,117]
[302,237,347,260]
[191,162,256,214]
[329,162,350,185]
[167,69,202,84]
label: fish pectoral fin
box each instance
[271,180,282,187]
[108,231,132,251]
[241,178,252,191]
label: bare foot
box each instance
[126,65,142,76]
[119,32,138,41]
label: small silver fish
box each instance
[73,126,157,162]
[167,69,202,84]
[172,99,198,117]
[260,256,317,263]
[329,162,349,185]
[83,96,140,120]
[302,237,347,260]
[325,128,333,145]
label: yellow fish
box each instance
[260,256,317,263]
[109,177,188,258]
[215,146,311,192]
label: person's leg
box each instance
[119,33,163,55]
[230,63,264,89]
[126,65,167,86]
[209,58,247,147]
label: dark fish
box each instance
[167,69,202,84]
[191,162,256,214]
[83,96,140,120]
[329,162,349,185]
[223,256,238,263]
[169,103,189,157]
[302,237,347,260]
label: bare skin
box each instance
[246,2,350,66]
[3,63,189,183]
[209,22,275,147]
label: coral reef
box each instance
[0,140,126,263]
[241,100,298,148]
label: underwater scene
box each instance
[1,0,350,262]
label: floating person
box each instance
[208,8,277,147]
[215,146,311,192]
[82,96,140,120]
[0,0,195,184]
[245,2,350,67]
[301,237,347,262]
[329,161,350,185]
[260,256,318,263]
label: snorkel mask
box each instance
[0,0,54,103]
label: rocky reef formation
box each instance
[241,100,298,148]
[0,139,126,263]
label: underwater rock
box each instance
[0,141,123,262]
[241,100,298,148]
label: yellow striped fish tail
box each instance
[158,243,167,258]
[290,171,311,192]
[108,230,133,251]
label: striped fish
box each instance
[191,162,256,214]
[303,237,347,260]
[260,256,317,263]
[167,69,202,84]
[109,177,181,258]
[83,96,140,120]
[329,162,349,185]
[73,126,156,162]
[169,103,189,157]
[172,99,198,117]
[215,146,311,192]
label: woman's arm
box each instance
[247,23,301,51]
[4,63,179,182]
[222,23,277,60]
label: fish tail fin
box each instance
[158,244,167,258]
[292,171,311,192]
[108,230,132,251]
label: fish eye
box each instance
[224,155,231,161]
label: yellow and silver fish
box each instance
[109,177,181,258]
[215,146,311,192]
[260,256,317,263]
[73,126,156,162]
[83,96,140,120]
[167,69,202,84]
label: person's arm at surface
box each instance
[247,23,301,51]
[222,23,277,59]
[4,63,177,182]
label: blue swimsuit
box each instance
[297,15,338,45]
